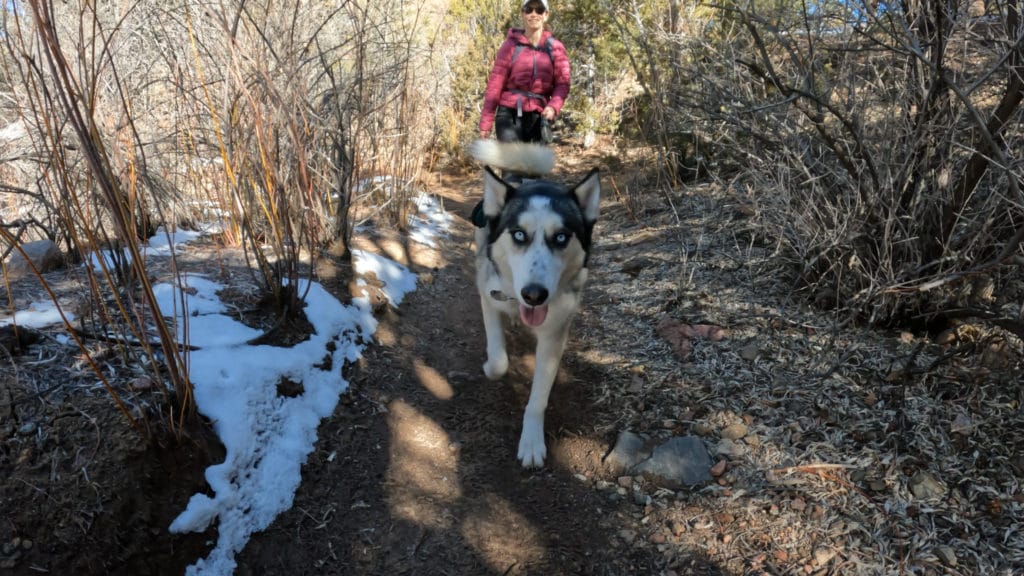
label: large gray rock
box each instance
[5,240,63,278]
[634,436,713,487]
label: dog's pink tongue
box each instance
[519,304,548,327]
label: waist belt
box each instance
[509,90,548,117]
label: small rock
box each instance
[809,504,826,521]
[720,423,748,440]
[909,471,946,500]
[620,256,655,277]
[5,239,64,278]
[739,342,760,361]
[418,272,434,285]
[691,421,714,436]
[633,491,651,506]
[573,473,588,484]
[790,497,806,512]
[17,422,37,436]
[617,476,634,488]
[774,549,789,563]
[0,325,41,356]
[935,329,957,346]
[715,438,746,458]
[595,480,613,491]
[934,545,957,567]
[709,459,727,477]
[744,433,761,447]
[670,520,687,536]
[618,529,637,544]
[694,324,729,341]
[950,413,975,435]
[130,375,154,390]
[20,539,31,551]
[649,532,666,545]
[813,546,836,566]
[606,431,650,472]
[656,317,695,359]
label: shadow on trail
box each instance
[235,178,726,575]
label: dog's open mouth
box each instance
[519,304,548,327]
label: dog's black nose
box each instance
[521,284,549,306]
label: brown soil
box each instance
[2,141,1022,575]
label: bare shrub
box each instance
[0,0,444,432]
[614,0,1024,327]
[2,0,192,432]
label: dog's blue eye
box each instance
[552,231,570,248]
[511,229,528,244]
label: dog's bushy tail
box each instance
[468,140,555,175]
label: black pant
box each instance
[495,105,544,144]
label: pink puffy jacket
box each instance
[479,28,571,134]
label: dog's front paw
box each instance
[517,420,546,468]
[483,353,508,380]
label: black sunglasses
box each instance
[522,5,547,14]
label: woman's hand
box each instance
[542,106,556,121]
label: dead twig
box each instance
[607,175,641,225]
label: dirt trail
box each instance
[6,147,1023,575]
[1,161,716,576]
[234,175,721,575]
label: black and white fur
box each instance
[469,140,601,468]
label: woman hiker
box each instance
[478,0,571,155]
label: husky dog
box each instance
[468,139,601,468]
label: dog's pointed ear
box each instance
[572,169,601,222]
[483,167,514,216]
